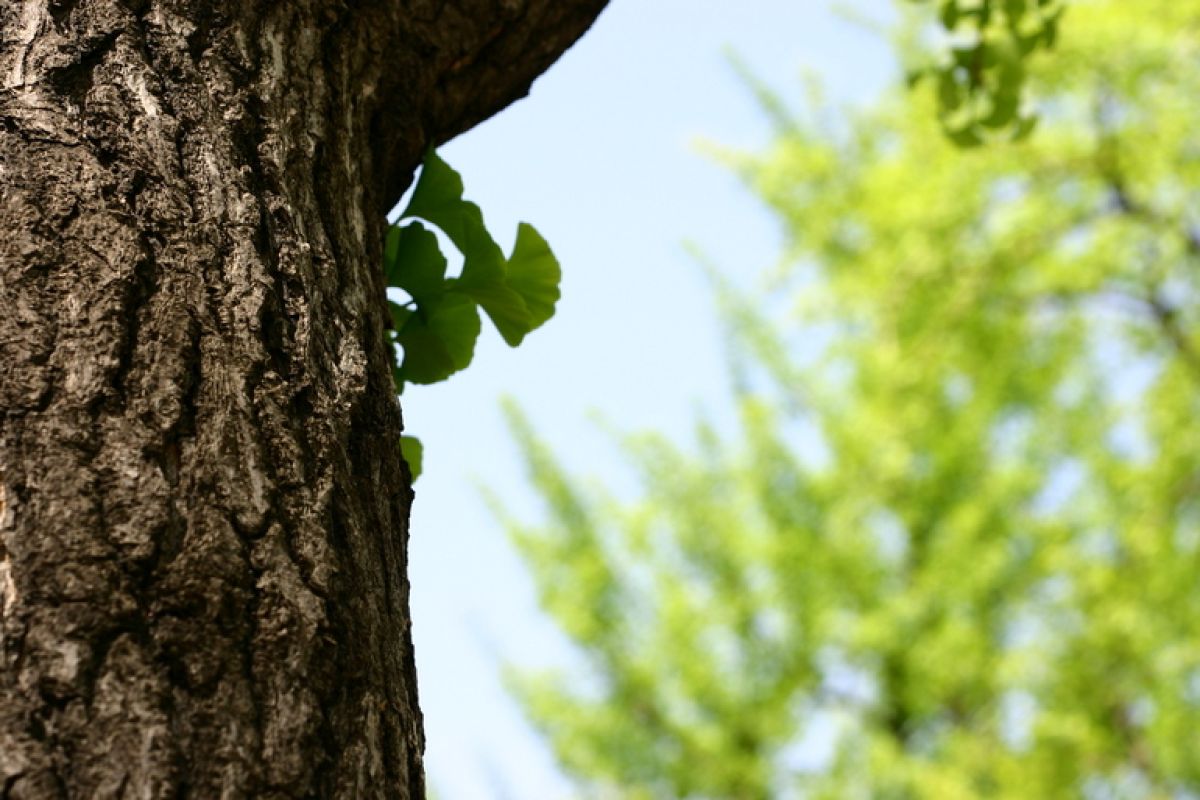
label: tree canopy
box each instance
[500,0,1200,796]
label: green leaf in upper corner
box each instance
[1011,113,1038,141]
[979,52,1024,130]
[388,299,415,332]
[400,435,424,481]
[942,121,985,148]
[505,223,561,333]
[402,151,506,278]
[939,0,959,29]
[386,221,448,300]
[456,223,561,347]
[937,67,968,115]
[383,223,404,282]
[402,151,523,336]
[454,276,533,347]
[395,291,482,385]
[396,151,561,350]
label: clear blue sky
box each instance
[400,2,897,797]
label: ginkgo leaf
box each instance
[455,223,561,346]
[388,299,414,332]
[455,277,533,347]
[400,435,424,481]
[384,151,564,476]
[506,223,561,333]
[387,221,447,301]
[383,224,404,283]
[403,151,506,277]
[395,291,481,385]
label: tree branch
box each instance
[374,0,611,207]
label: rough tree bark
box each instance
[0,1,606,796]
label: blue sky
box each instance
[400,2,897,797]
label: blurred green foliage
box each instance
[499,1,1200,796]
[386,152,561,479]
[906,0,1066,145]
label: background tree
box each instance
[905,0,1065,144]
[0,2,605,797]
[502,1,1200,796]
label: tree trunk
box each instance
[0,1,605,796]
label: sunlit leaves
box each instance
[384,151,562,391]
[393,291,481,385]
[502,223,563,337]
[502,1,1200,795]
[385,221,446,301]
[383,151,562,480]
[399,435,424,480]
[907,0,1065,145]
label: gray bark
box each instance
[0,1,606,797]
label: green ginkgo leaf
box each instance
[455,277,533,347]
[383,223,404,283]
[939,0,959,28]
[943,121,985,147]
[395,291,481,385]
[400,435,424,481]
[1011,113,1038,141]
[403,151,506,278]
[506,223,562,333]
[388,299,414,332]
[387,221,447,301]
[384,151,564,475]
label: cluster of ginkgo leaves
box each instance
[908,0,1065,145]
[384,152,562,478]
